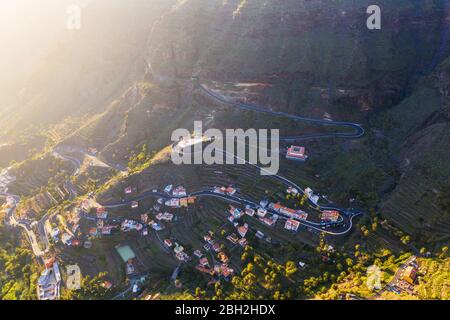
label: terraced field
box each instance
[8,156,72,196]
[415,258,450,300]
[380,173,450,240]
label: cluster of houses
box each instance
[55,184,197,252]
[125,185,197,209]
[121,219,144,232]
[229,203,280,228]
[0,168,15,193]
[173,243,190,262]
[87,207,119,237]
[90,203,181,239]
[218,185,339,235]
[65,208,82,235]
[270,203,308,221]
[49,207,87,248]
[162,185,196,208]
[163,185,186,197]
[229,200,304,231]
[165,196,196,208]
[193,231,235,280]
[287,184,320,207]
[121,211,169,235]
[37,258,61,300]
[162,239,190,262]
[226,223,249,248]
[213,186,237,196]
[286,186,300,196]
[284,219,301,231]
[156,212,174,222]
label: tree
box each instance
[346,258,353,267]
[400,235,411,245]
[285,261,297,277]
[439,246,448,259]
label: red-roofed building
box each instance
[44,258,55,269]
[173,186,187,197]
[96,207,108,219]
[286,145,307,161]
[101,281,113,289]
[97,207,106,214]
[237,224,249,238]
[199,257,209,267]
[321,210,340,222]
[195,265,215,275]
[259,217,276,227]
[218,252,229,264]
[89,227,99,237]
[225,187,236,195]
[221,267,234,278]
[187,196,196,204]
[284,219,300,231]
[71,239,82,247]
[238,238,248,248]
[229,206,243,219]
[271,203,307,220]
[164,239,173,247]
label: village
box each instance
[32,174,348,299]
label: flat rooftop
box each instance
[115,245,136,262]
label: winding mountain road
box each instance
[195,78,365,141]
[100,78,366,235]
[1,146,112,258]
[101,185,361,236]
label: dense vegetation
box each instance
[60,272,115,300]
[155,240,449,300]
[0,222,39,300]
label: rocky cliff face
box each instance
[148,0,449,114]
[2,0,448,243]
[0,0,175,139]
[145,0,450,242]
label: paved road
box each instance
[0,145,98,258]
[54,145,128,174]
[101,186,360,236]
[1,193,46,257]
[375,255,417,297]
[100,78,366,235]
[195,79,365,141]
